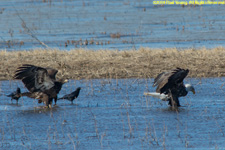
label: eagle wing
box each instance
[153,70,174,93]
[169,68,189,85]
[153,68,189,94]
[14,64,55,92]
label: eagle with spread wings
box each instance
[14,64,68,108]
[151,68,195,108]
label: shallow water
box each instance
[0,78,225,149]
[1,0,225,50]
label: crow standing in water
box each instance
[14,64,68,108]
[150,68,195,108]
[58,87,81,104]
[6,87,21,104]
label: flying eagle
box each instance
[14,64,68,108]
[145,68,195,108]
[58,87,81,104]
[6,87,21,104]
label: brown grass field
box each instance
[1,47,225,80]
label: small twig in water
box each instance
[68,134,76,150]
[89,110,103,148]
[12,5,48,48]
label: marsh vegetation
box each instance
[1,47,225,80]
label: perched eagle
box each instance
[58,87,81,104]
[145,68,195,108]
[14,64,68,108]
[6,87,21,104]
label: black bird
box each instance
[14,64,68,108]
[58,87,81,104]
[6,87,21,104]
[152,68,195,108]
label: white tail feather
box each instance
[144,92,169,101]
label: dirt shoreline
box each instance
[1,47,225,80]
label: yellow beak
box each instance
[192,89,195,94]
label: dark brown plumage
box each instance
[6,87,21,103]
[153,68,191,108]
[58,87,81,104]
[14,64,68,108]
[19,91,50,105]
[20,91,46,100]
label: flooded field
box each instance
[1,0,225,149]
[1,0,225,50]
[0,78,225,149]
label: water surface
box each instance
[0,78,225,149]
[1,0,225,50]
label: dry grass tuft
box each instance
[1,47,225,80]
[110,33,121,38]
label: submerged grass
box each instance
[1,47,225,80]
